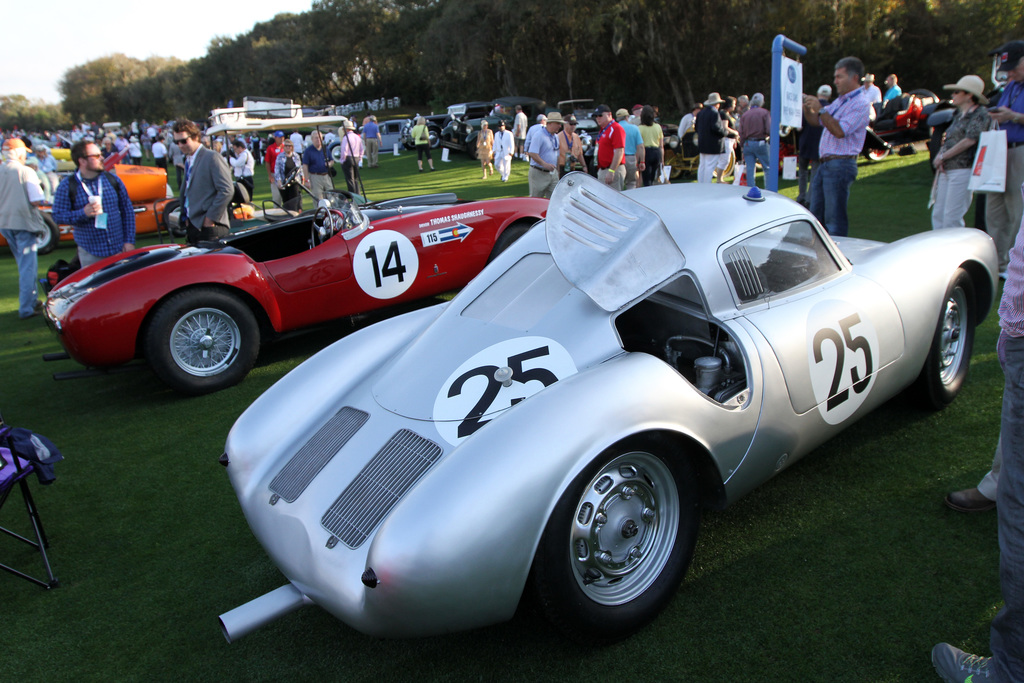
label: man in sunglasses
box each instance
[52,139,136,268]
[171,118,233,245]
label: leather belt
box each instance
[1009,141,1024,149]
[820,154,857,162]
[310,172,328,176]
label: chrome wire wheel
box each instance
[938,286,967,386]
[169,307,242,377]
[568,451,680,606]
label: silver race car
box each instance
[219,173,997,643]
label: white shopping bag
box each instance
[441,147,450,163]
[968,129,1007,193]
[393,143,400,156]
[732,168,747,186]
[660,166,672,184]
[782,156,798,180]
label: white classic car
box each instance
[218,174,997,643]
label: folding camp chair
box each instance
[0,419,59,589]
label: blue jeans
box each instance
[809,157,858,237]
[742,140,771,189]
[0,228,39,318]
[992,332,1024,682]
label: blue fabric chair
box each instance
[0,421,59,589]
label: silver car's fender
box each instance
[353,350,763,636]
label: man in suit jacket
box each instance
[172,118,233,245]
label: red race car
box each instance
[44,191,547,395]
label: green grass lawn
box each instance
[0,148,1004,682]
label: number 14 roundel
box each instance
[353,230,420,299]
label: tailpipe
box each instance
[219,583,312,643]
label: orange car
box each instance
[0,163,177,255]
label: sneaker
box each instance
[931,643,997,682]
[945,487,996,513]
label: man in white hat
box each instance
[696,93,727,183]
[0,138,47,318]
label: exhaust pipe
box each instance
[219,584,312,643]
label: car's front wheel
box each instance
[531,435,700,643]
[915,268,975,409]
[144,288,260,395]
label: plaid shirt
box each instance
[819,87,870,157]
[51,172,136,258]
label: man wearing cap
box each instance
[557,115,588,179]
[616,108,645,190]
[0,138,48,319]
[593,105,626,190]
[363,116,381,168]
[985,40,1024,277]
[52,139,136,267]
[862,74,882,118]
[696,93,728,184]
[265,132,286,205]
[302,130,334,200]
[337,121,364,193]
[801,56,871,237]
[525,111,563,198]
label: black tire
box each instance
[37,213,60,255]
[915,268,975,410]
[486,222,532,263]
[163,199,184,237]
[144,288,260,395]
[531,435,700,644]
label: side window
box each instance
[722,221,840,303]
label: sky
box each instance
[2,0,315,104]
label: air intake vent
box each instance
[269,407,369,503]
[321,430,443,548]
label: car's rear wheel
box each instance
[915,268,974,409]
[866,146,890,162]
[37,213,59,255]
[145,288,260,395]
[486,221,533,263]
[531,435,700,643]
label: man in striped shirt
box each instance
[801,56,871,237]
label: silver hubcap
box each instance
[938,287,966,385]
[569,451,679,605]
[169,307,241,377]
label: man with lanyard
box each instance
[801,56,871,237]
[265,131,286,205]
[52,139,135,268]
[593,104,626,190]
[302,130,334,200]
[986,41,1024,277]
[525,111,563,198]
[337,121,364,194]
[557,115,588,178]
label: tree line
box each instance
[4,0,1023,131]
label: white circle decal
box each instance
[353,230,419,299]
[807,301,878,425]
[433,337,577,446]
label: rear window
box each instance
[722,221,840,304]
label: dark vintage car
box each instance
[441,97,546,158]
[401,102,492,151]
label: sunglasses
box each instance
[173,138,191,145]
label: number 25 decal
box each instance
[434,338,577,445]
[809,310,877,423]
[448,346,558,438]
[353,230,419,299]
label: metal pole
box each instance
[769,35,807,192]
